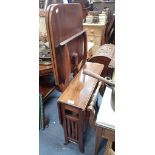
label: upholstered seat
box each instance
[95,86,115,155]
[96,86,115,129]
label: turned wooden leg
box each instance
[95,126,102,155]
[104,140,112,155]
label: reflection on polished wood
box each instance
[58,62,104,110]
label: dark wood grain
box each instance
[39,64,53,76]
[45,4,105,153]
[57,62,103,153]
[58,62,104,110]
[46,4,87,91]
[39,85,55,102]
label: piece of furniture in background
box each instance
[93,1,115,22]
[39,65,55,129]
[95,86,115,155]
[72,0,90,20]
[39,7,56,102]
[88,43,115,78]
[39,64,53,76]
[39,64,55,102]
[105,14,115,44]
[83,23,106,55]
[39,9,48,42]
[39,0,63,9]
[87,41,94,59]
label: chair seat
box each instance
[96,87,115,130]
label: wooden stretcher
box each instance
[45,3,109,153]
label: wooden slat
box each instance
[75,122,78,141]
[67,119,71,137]
[71,120,74,139]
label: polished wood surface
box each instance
[58,62,104,110]
[46,4,87,91]
[57,62,103,153]
[39,85,55,101]
[39,64,53,76]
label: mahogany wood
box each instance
[58,62,104,153]
[39,64,53,76]
[45,3,105,153]
[58,62,104,110]
[39,85,55,102]
[88,81,102,127]
[46,4,87,91]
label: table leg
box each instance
[95,126,102,155]
[78,111,84,153]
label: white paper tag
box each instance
[67,100,74,105]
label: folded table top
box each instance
[46,4,87,91]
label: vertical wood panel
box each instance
[67,119,71,137]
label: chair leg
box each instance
[39,93,44,130]
[95,127,102,155]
